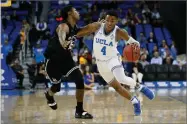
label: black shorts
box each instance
[45,57,80,84]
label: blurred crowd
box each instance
[1,0,186,90]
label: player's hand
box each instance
[127,40,140,47]
[126,37,140,47]
[67,36,77,50]
[99,19,105,23]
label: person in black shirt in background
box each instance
[44,5,93,119]
[10,59,25,89]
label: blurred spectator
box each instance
[79,56,87,65]
[80,49,92,65]
[151,45,158,57]
[29,24,38,57]
[2,12,10,29]
[141,14,149,24]
[163,56,173,65]
[140,47,149,57]
[91,5,99,22]
[20,27,26,47]
[22,19,30,33]
[142,4,151,20]
[170,41,177,60]
[159,40,169,58]
[173,58,186,69]
[139,54,149,68]
[30,63,49,91]
[1,29,8,44]
[133,3,142,14]
[83,65,95,90]
[151,8,161,20]
[91,58,107,88]
[26,59,37,84]
[151,8,161,26]
[147,32,156,43]
[33,44,45,64]
[121,15,128,27]
[127,8,141,25]
[2,39,13,65]
[99,9,106,19]
[10,59,25,89]
[151,51,162,65]
[137,32,147,43]
[132,61,144,84]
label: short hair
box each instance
[106,10,118,18]
[61,5,73,20]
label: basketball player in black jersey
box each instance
[44,5,93,119]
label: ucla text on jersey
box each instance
[95,38,113,47]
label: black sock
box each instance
[76,102,83,113]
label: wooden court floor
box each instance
[1,88,186,124]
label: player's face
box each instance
[71,8,80,20]
[105,15,118,31]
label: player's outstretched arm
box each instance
[76,22,101,38]
[116,28,140,46]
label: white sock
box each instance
[131,96,139,104]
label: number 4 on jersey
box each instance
[101,46,106,55]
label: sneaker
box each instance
[139,85,155,100]
[44,91,57,110]
[131,96,141,116]
[75,111,93,119]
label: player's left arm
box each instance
[116,28,140,46]
[76,22,101,38]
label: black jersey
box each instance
[44,21,79,60]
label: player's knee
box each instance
[75,77,84,89]
[51,83,61,93]
[115,74,136,87]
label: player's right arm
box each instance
[76,21,103,38]
[56,23,70,48]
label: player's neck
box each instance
[104,25,114,35]
[67,17,76,28]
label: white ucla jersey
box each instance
[93,23,120,60]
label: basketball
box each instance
[123,44,140,62]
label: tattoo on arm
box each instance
[58,28,67,48]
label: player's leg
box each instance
[137,73,143,83]
[68,68,93,119]
[132,73,138,82]
[44,59,63,110]
[112,66,155,100]
[109,79,141,116]
[97,60,141,115]
[109,57,155,100]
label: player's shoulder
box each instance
[58,22,69,32]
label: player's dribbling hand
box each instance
[67,36,77,50]
[126,39,140,47]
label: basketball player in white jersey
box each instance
[76,11,155,116]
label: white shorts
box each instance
[96,56,123,83]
